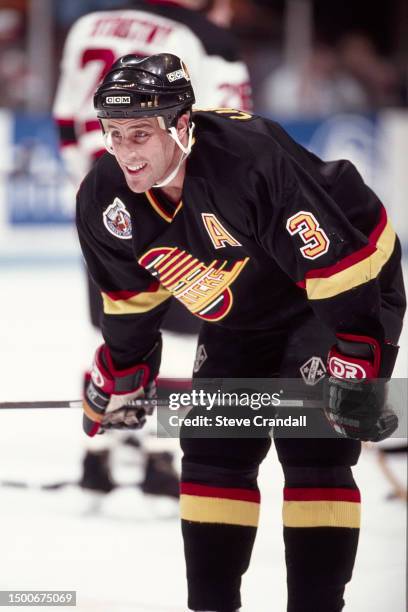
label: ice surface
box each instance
[0,263,406,611]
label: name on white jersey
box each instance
[90,16,173,44]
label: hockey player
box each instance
[53,0,251,326]
[78,54,405,611]
[53,0,252,495]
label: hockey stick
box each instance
[0,478,156,492]
[0,377,193,410]
[0,400,83,410]
[0,398,321,410]
[0,478,79,490]
[1,373,326,409]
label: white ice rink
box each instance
[0,259,406,612]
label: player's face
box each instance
[103,118,180,193]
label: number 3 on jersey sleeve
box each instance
[286,211,330,260]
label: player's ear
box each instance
[176,112,190,137]
[100,119,115,155]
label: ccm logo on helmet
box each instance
[105,96,131,104]
[329,357,367,379]
[167,69,188,82]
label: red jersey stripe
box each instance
[92,149,106,160]
[104,282,160,301]
[84,120,101,133]
[56,118,74,127]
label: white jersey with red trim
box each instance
[53,6,251,185]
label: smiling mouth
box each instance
[125,163,147,175]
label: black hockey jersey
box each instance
[76,109,406,367]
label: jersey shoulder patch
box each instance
[103,197,132,240]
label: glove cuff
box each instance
[83,371,109,437]
[103,346,150,395]
[328,333,399,380]
[90,345,115,394]
[328,334,380,379]
[90,339,162,395]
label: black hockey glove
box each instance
[82,339,161,436]
[325,334,399,442]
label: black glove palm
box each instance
[325,377,398,441]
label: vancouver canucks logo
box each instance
[139,246,249,322]
[103,198,132,240]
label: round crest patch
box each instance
[103,197,132,239]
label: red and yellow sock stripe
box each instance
[283,487,361,528]
[180,483,260,527]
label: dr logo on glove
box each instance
[325,333,399,442]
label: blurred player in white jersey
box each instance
[53,0,252,497]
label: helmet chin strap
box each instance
[152,122,195,189]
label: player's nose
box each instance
[120,147,141,166]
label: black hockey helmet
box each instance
[93,53,195,129]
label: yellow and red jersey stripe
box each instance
[297,207,396,300]
[101,281,171,315]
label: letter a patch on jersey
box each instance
[103,197,132,239]
[202,213,242,249]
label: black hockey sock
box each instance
[181,481,260,611]
[282,466,360,612]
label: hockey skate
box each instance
[140,451,179,498]
[79,449,115,494]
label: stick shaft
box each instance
[0,400,82,409]
[0,398,322,410]
[0,399,159,410]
